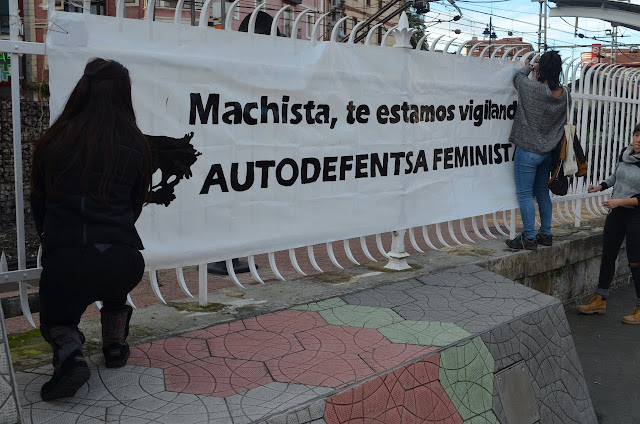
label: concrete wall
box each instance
[481,223,630,306]
[0,101,49,226]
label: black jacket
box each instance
[31,138,146,253]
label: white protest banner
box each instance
[47,12,520,270]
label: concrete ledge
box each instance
[16,265,597,424]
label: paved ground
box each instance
[16,265,597,424]
[566,283,640,424]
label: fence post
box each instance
[198,264,208,306]
[385,230,411,270]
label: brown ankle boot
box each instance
[622,306,640,325]
[578,295,607,315]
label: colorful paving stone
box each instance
[379,321,471,347]
[439,337,497,423]
[163,357,273,397]
[226,382,332,424]
[317,305,405,329]
[325,355,463,424]
[16,265,596,423]
[292,298,346,312]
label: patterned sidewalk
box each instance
[16,265,596,423]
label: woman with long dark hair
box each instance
[31,58,152,400]
[506,50,569,250]
[578,123,640,323]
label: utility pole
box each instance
[221,0,226,29]
[534,0,547,52]
[543,0,548,51]
[537,0,542,51]
[613,25,618,63]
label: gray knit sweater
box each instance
[509,66,570,154]
[602,145,640,209]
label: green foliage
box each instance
[407,9,426,49]
[550,258,571,278]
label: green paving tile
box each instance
[439,337,495,421]
[378,321,471,347]
[317,305,405,329]
[465,410,500,424]
[291,297,346,312]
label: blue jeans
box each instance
[513,147,553,239]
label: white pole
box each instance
[9,0,25,275]
[543,0,548,50]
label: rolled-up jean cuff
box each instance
[596,288,609,298]
[637,297,640,306]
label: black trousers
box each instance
[39,244,144,327]
[598,207,640,297]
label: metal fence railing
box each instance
[1,0,638,324]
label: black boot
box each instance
[101,305,133,368]
[40,325,90,401]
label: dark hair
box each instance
[537,50,562,91]
[634,123,640,135]
[32,58,151,206]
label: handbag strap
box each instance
[565,86,571,123]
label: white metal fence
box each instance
[1,0,638,328]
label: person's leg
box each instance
[622,211,640,324]
[597,210,627,297]
[90,245,145,367]
[533,151,553,237]
[578,209,626,314]
[513,148,539,240]
[38,248,91,400]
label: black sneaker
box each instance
[505,234,538,250]
[536,232,553,246]
[40,350,91,401]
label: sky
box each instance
[419,0,640,67]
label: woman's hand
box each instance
[587,184,602,193]
[603,198,623,210]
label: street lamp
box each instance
[483,17,497,56]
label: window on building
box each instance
[157,0,203,10]
[283,9,293,37]
[0,0,9,35]
[306,13,314,40]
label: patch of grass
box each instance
[168,301,226,313]
[443,245,495,257]
[7,328,51,368]
[550,258,572,278]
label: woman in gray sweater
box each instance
[578,124,640,324]
[506,50,568,250]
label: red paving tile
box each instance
[325,355,463,424]
[128,337,209,368]
[181,320,246,339]
[164,357,272,397]
[296,325,389,354]
[267,350,375,388]
[207,329,303,361]
[243,310,328,333]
